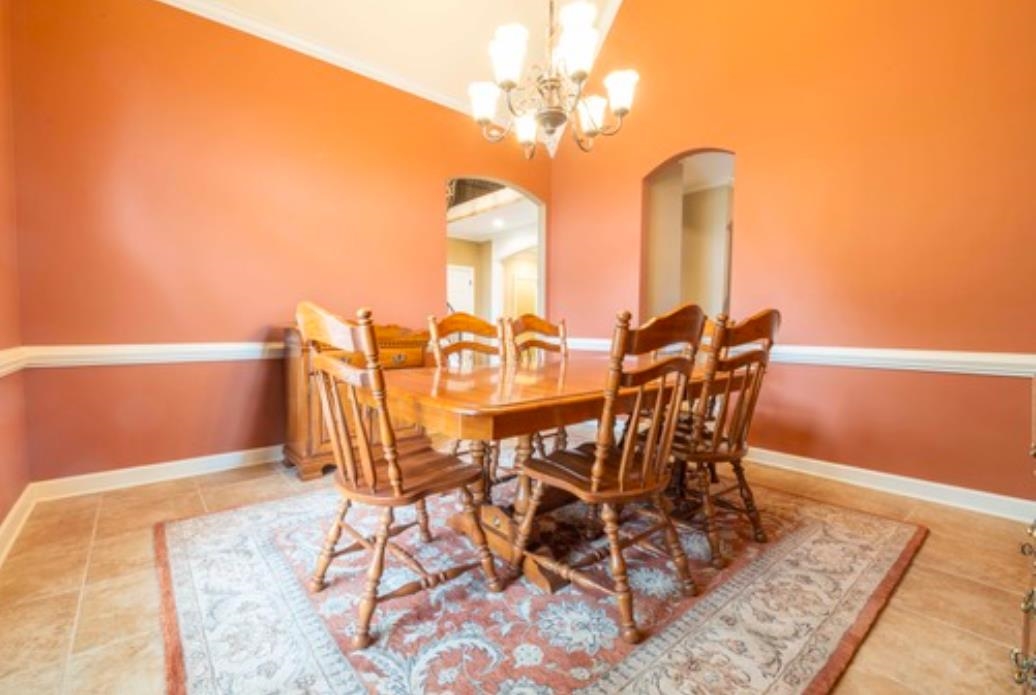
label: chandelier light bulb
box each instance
[604,69,639,116]
[514,113,538,145]
[577,95,608,136]
[559,1,597,30]
[468,82,501,123]
[559,25,598,82]
[489,23,529,89]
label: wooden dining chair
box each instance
[673,308,781,564]
[428,312,506,490]
[511,305,707,644]
[298,302,502,649]
[428,311,505,369]
[505,313,570,456]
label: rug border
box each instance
[152,485,929,695]
[803,524,928,694]
[155,522,187,695]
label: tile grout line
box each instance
[890,602,1019,650]
[59,497,103,694]
[908,554,1024,599]
[841,662,924,694]
[195,478,210,514]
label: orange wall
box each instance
[9,0,549,478]
[0,0,17,347]
[549,0,1036,497]
[0,374,28,516]
[0,0,28,521]
[4,0,1035,501]
[24,362,284,481]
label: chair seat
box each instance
[335,435,483,505]
[522,444,669,503]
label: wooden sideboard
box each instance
[283,322,430,480]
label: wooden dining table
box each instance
[382,350,702,592]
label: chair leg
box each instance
[671,460,687,501]
[459,486,503,593]
[512,478,544,569]
[449,439,461,456]
[582,503,601,540]
[654,494,698,597]
[354,507,392,650]
[698,463,726,569]
[309,498,350,592]
[555,426,568,452]
[601,503,641,644]
[415,498,432,542]
[732,459,767,542]
[532,432,547,458]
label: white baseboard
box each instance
[0,444,284,568]
[748,447,1036,523]
[0,485,37,569]
[33,444,284,500]
[3,441,1033,568]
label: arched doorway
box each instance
[642,150,734,318]
[445,177,546,321]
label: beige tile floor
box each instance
[0,456,1027,694]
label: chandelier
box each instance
[468,0,639,159]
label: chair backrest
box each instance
[296,301,404,496]
[691,308,781,459]
[506,313,567,365]
[592,304,707,494]
[428,312,504,368]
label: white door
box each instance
[446,265,476,315]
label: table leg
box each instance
[513,434,534,523]
[445,432,571,594]
[470,439,487,505]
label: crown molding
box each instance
[599,0,624,40]
[152,0,469,114]
[153,0,627,123]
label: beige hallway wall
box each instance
[681,185,732,316]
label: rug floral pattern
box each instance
[160,478,922,694]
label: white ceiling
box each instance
[158,0,624,114]
[682,151,735,192]
[448,192,538,242]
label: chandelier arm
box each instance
[481,120,513,143]
[565,79,585,115]
[504,88,523,118]
[572,123,595,153]
[599,114,625,137]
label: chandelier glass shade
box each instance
[468,0,639,159]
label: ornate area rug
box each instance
[156,481,924,694]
